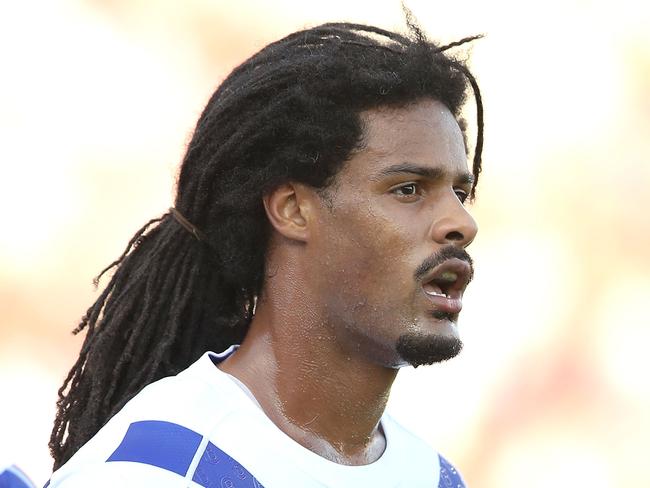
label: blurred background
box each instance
[1,0,649,486]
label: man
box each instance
[48,17,483,487]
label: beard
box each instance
[396,331,463,368]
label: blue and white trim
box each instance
[107,420,264,487]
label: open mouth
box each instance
[420,258,472,314]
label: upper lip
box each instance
[420,258,473,299]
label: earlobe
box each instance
[263,183,312,242]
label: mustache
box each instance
[413,246,475,283]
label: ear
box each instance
[263,183,316,242]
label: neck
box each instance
[218,262,398,465]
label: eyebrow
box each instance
[372,162,475,186]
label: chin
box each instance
[395,332,463,368]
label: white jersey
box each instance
[47,347,466,487]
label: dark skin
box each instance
[219,98,478,466]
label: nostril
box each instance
[445,230,464,242]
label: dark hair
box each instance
[49,15,483,469]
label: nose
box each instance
[429,193,478,248]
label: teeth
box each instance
[425,289,449,298]
[439,271,458,283]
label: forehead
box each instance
[346,98,469,180]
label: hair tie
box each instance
[169,207,207,242]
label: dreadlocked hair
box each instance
[50,13,484,469]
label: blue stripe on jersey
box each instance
[107,420,202,476]
[438,454,466,488]
[192,441,265,488]
[0,465,37,488]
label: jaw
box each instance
[389,306,463,368]
[395,331,463,368]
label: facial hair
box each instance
[395,329,463,368]
[396,245,472,367]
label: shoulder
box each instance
[99,351,243,433]
[381,413,468,487]
[48,352,250,487]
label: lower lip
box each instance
[423,293,463,314]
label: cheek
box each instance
[318,210,415,302]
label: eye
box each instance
[455,189,469,204]
[396,184,417,196]
[391,183,420,198]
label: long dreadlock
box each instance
[50,13,484,469]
